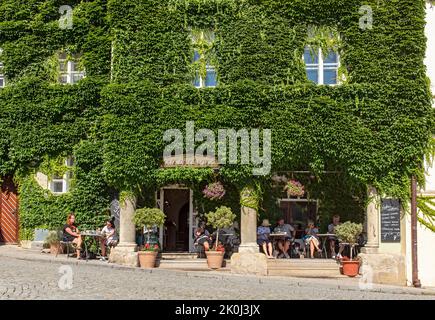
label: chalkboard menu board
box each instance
[381,199,401,243]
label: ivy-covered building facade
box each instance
[0,1,433,285]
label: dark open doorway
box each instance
[162,188,190,252]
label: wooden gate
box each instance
[0,176,19,244]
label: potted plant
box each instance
[285,180,305,197]
[45,230,62,255]
[133,207,166,268]
[205,206,236,269]
[334,221,363,277]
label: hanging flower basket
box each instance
[285,180,305,197]
[202,182,226,201]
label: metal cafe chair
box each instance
[56,240,74,258]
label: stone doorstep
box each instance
[269,258,340,263]
[267,259,341,277]
[157,258,231,272]
[160,252,198,260]
[268,269,343,277]
[267,265,339,271]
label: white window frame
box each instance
[49,157,74,194]
[194,65,217,89]
[59,54,85,85]
[0,64,5,88]
[50,175,69,194]
[192,30,217,88]
[0,48,5,88]
[304,47,340,86]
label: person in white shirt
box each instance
[328,215,344,259]
[99,219,118,260]
[274,218,296,259]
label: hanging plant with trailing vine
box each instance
[240,183,263,212]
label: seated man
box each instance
[194,227,212,252]
[328,214,345,259]
[257,219,273,259]
[63,213,83,260]
[99,218,118,260]
[273,218,295,259]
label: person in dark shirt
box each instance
[63,213,83,259]
[194,227,211,251]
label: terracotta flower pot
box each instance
[342,260,360,277]
[205,251,224,269]
[50,243,62,255]
[138,251,158,268]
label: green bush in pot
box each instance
[204,206,236,269]
[334,221,363,277]
[133,207,166,268]
[133,208,166,244]
[334,222,363,247]
[206,206,236,251]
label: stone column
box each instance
[238,205,259,253]
[109,193,138,267]
[118,194,138,248]
[230,188,267,276]
[361,185,379,253]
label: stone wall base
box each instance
[230,252,268,276]
[109,247,138,267]
[29,241,45,250]
[359,253,406,286]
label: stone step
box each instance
[267,269,344,278]
[157,258,231,271]
[267,259,342,277]
[160,252,198,260]
[267,259,339,269]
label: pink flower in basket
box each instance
[202,182,226,201]
[285,180,305,197]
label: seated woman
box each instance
[62,213,83,260]
[303,220,321,259]
[99,218,118,260]
[194,227,212,251]
[257,219,274,259]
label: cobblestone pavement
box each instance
[0,256,434,300]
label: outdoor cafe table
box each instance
[80,230,102,260]
[316,233,335,259]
